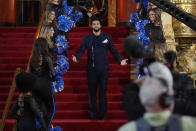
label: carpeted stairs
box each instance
[0,26,131,131]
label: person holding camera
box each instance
[119,62,196,131]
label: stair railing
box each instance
[0,68,21,131]
[0,0,48,130]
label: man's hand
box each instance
[120,59,128,66]
[72,55,78,63]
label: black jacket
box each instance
[123,81,196,121]
[75,33,122,71]
[10,95,48,131]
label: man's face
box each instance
[92,20,101,32]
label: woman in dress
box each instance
[145,8,167,62]
[29,38,56,129]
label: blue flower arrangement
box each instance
[130,13,150,48]
[70,11,83,23]
[63,0,74,15]
[55,55,69,75]
[130,13,140,24]
[130,12,151,78]
[143,0,149,8]
[136,59,144,79]
[56,35,69,54]
[54,75,64,92]
[53,0,82,94]
[50,126,63,131]
[58,15,73,32]
[133,0,148,8]
[52,55,69,92]
[48,0,84,128]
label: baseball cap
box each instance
[148,62,173,95]
[139,76,168,107]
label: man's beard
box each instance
[93,28,101,32]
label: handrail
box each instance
[35,0,49,39]
[26,0,49,72]
[0,68,21,131]
[11,0,49,130]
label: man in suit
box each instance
[72,17,127,120]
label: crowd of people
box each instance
[119,1,196,131]
[10,0,82,130]
[9,0,196,131]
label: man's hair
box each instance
[91,15,101,25]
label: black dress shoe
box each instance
[98,115,106,120]
[90,115,96,120]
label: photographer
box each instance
[119,65,196,131]
[172,72,196,116]
[123,62,196,121]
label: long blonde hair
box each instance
[39,25,54,48]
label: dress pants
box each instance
[87,69,108,117]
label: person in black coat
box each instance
[123,64,196,121]
[72,17,128,120]
[10,72,48,131]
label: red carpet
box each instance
[0,26,130,130]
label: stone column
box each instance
[108,0,116,26]
[168,0,196,76]
[161,12,178,51]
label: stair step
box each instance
[69,32,129,39]
[52,110,127,119]
[3,119,128,131]
[70,26,130,34]
[0,38,34,44]
[0,45,33,51]
[0,93,123,102]
[2,110,126,120]
[0,64,27,71]
[0,33,35,38]
[0,51,31,57]
[0,27,132,130]
[0,101,123,110]
[0,27,37,32]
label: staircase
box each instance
[0,27,36,130]
[0,26,132,131]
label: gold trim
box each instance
[172,3,196,37]
[170,0,196,4]
[108,0,116,26]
